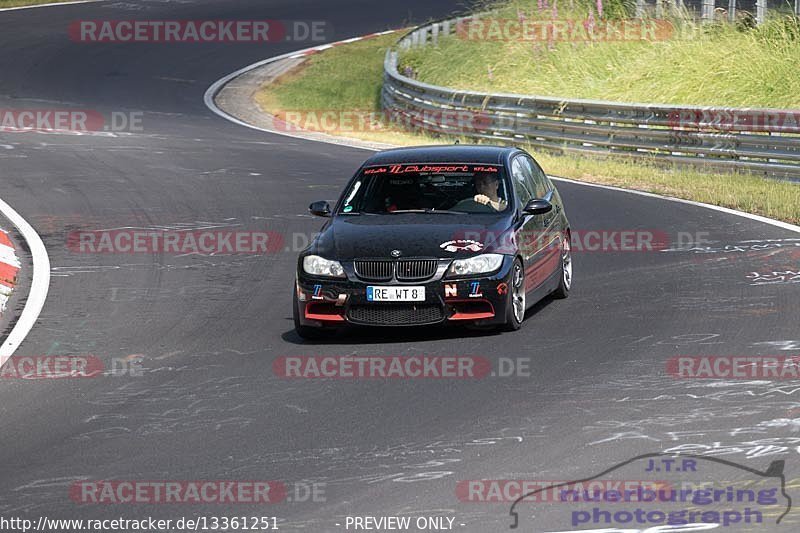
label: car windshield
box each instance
[339,163,510,215]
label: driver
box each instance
[472,173,506,211]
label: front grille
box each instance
[347,304,445,326]
[396,259,438,281]
[354,258,438,281]
[354,260,393,281]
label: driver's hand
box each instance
[474,194,490,205]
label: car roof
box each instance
[363,145,518,166]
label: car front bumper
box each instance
[295,256,515,328]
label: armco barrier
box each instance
[382,16,800,179]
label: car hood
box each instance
[312,213,513,260]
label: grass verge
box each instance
[256,30,800,224]
[401,0,800,108]
[0,0,81,7]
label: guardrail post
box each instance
[756,0,766,24]
[418,27,429,46]
[442,20,451,37]
[432,23,440,46]
[635,0,645,18]
[728,0,736,22]
[796,0,800,17]
[701,0,714,21]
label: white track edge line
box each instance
[0,197,50,365]
[0,0,100,13]
[203,33,401,149]
[550,176,800,234]
[204,36,800,237]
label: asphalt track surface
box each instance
[0,1,799,532]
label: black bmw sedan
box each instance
[293,145,571,338]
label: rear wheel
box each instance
[552,234,572,299]
[501,258,526,331]
[293,288,335,340]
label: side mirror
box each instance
[523,199,553,216]
[309,200,331,217]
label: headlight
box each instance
[302,255,345,278]
[447,254,504,277]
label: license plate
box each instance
[367,286,425,302]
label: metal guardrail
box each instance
[381,17,800,179]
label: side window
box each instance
[521,156,549,198]
[511,157,534,208]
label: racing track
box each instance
[0,1,799,531]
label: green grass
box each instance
[257,33,398,112]
[256,18,800,225]
[0,0,79,7]
[400,0,800,108]
[537,153,800,224]
[255,32,450,146]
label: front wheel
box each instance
[501,258,526,331]
[551,234,572,299]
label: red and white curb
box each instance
[0,229,20,313]
[0,197,50,367]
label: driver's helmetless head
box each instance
[474,173,499,197]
